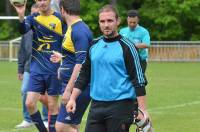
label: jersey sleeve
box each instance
[71,28,91,64]
[119,37,148,96]
[142,29,150,46]
[19,15,33,34]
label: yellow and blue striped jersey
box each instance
[19,11,67,75]
[59,19,93,85]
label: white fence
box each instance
[0,37,21,61]
[150,41,200,62]
[0,40,200,62]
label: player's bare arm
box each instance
[66,88,82,113]
[12,1,26,22]
[62,64,82,105]
[137,95,149,119]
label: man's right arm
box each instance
[13,3,32,34]
[135,29,150,49]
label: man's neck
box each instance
[65,15,81,26]
[104,32,119,39]
[129,24,138,31]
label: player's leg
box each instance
[45,74,61,132]
[85,100,106,132]
[56,121,78,132]
[26,72,48,132]
[47,95,59,132]
[39,92,48,107]
[56,103,80,132]
[26,92,47,132]
[15,72,33,128]
[56,87,91,132]
[39,93,49,128]
[105,100,134,132]
[42,104,49,128]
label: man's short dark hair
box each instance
[31,3,39,9]
[98,4,119,19]
[59,0,80,15]
[127,10,139,18]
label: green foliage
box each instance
[80,0,109,37]
[0,0,200,40]
[0,22,20,40]
[0,22,12,40]
[139,0,200,40]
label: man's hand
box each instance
[137,109,149,121]
[12,2,26,22]
[66,99,76,113]
[18,73,23,81]
[134,109,154,132]
[50,51,62,63]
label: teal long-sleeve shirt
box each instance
[75,35,147,101]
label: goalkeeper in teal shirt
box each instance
[120,10,150,73]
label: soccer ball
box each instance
[10,0,26,6]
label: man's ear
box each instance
[60,7,64,15]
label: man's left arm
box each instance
[123,42,148,116]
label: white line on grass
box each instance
[148,100,200,112]
[1,100,200,131]
[0,129,25,132]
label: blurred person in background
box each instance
[51,0,60,13]
[120,10,150,73]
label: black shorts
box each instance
[85,99,137,132]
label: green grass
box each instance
[0,62,200,132]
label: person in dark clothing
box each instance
[66,4,150,132]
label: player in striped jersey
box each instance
[13,0,66,131]
[50,0,92,131]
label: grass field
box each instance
[0,62,200,132]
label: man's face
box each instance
[31,7,39,14]
[99,11,120,38]
[36,0,50,12]
[127,16,139,30]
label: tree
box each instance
[139,0,200,40]
[0,0,199,40]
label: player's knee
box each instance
[48,102,58,113]
[25,100,35,112]
[55,125,63,132]
[55,123,65,132]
